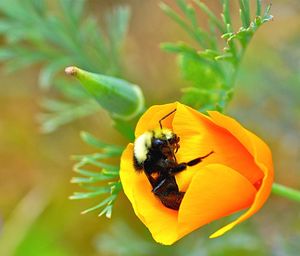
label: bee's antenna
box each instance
[158,109,177,163]
[159,109,176,130]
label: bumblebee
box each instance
[133,110,213,210]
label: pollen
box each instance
[151,172,159,179]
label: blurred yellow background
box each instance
[0,1,299,255]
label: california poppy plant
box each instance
[120,102,274,245]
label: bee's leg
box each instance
[144,172,160,189]
[186,150,214,166]
[152,175,184,210]
[169,151,214,174]
[169,163,187,174]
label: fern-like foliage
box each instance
[0,0,131,132]
[160,0,273,112]
[70,132,124,217]
[0,0,131,216]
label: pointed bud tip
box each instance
[65,66,78,76]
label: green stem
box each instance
[272,183,300,203]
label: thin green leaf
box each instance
[102,168,120,176]
[221,0,232,32]
[39,57,71,90]
[160,2,190,32]
[38,101,99,133]
[81,195,116,214]
[160,42,201,60]
[73,165,116,178]
[40,99,74,112]
[239,0,251,28]
[69,187,111,200]
[106,6,131,52]
[70,173,118,184]
[80,158,118,172]
[109,180,122,192]
[72,153,113,161]
[263,3,273,22]
[78,133,123,157]
[193,0,225,33]
[80,131,111,149]
[176,1,197,28]
[256,0,262,16]
[160,2,207,48]
[99,205,113,218]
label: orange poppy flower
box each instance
[120,102,274,245]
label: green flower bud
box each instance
[65,66,144,120]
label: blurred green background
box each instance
[0,0,299,255]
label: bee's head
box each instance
[152,128,179,154]
[133,128,180,169]
[152,128,179,149]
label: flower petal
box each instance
[135,102,178,137]
[173,103,264,190]
[178,164,256,240]
[207,111,274,238]
[120,144,179,245]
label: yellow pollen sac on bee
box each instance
[153,128,174,140]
